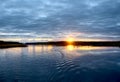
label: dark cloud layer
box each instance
[0,0,120,41]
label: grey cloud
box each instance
[0,0,120,40]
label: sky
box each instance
[0,0,120,42]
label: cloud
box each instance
[0,0,120,41]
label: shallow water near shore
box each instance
[0,45,120,82]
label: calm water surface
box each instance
[0,45,120,82]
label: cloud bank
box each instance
[0,0,120,41]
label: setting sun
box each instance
[66,38,74,43]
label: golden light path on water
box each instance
[64,45,106,58]
[66,45,107,51]
[0,44,108,60]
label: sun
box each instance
[66,38,74,43]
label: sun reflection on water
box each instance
[0,45,109,58]
[28,45,53,55]
[66,45,74,51]
[66,45,107,51]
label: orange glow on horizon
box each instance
[66,38,75,44]
[0,36,110,42]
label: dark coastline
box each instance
[0,41,27,49]
[26,41,120,47]
[0,40,120,49]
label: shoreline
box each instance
[26,41,120,47]
[0,41,27,49]
[0,40,120,49]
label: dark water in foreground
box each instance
[0,45,120,82]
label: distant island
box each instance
[0,40,120,49]
[0,41,27,49]
[26,41,120,47]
